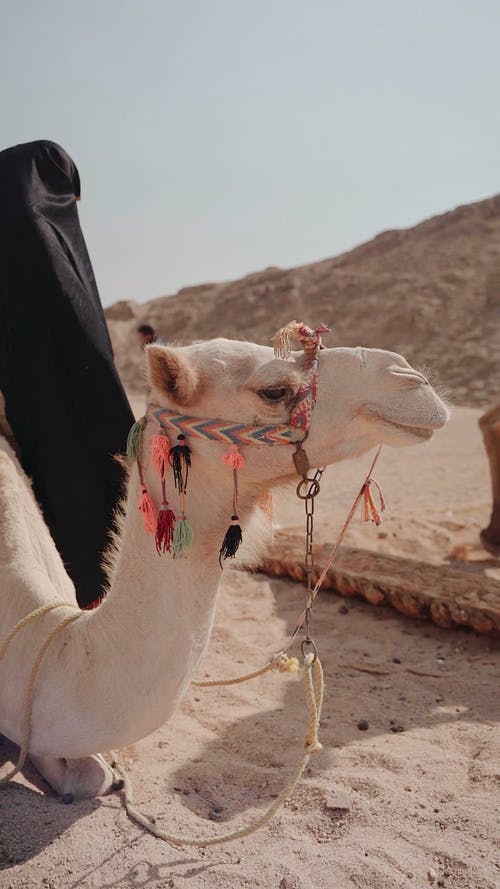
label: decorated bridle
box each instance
[126,321,330,565]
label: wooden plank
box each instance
[258,531,500,635]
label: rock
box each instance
[427,867,438,883]
[325,792,352,813]
[338,604,349,614]
[357,719,369,731]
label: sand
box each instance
[1,405,499,889]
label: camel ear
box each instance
[146,345,200,407]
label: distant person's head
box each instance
[137,323,156,346]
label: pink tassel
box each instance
[139,486,157,534]
[222,444,245,469]
[362,479,386,526]
[151,433,170,479]
[156,502,176,554]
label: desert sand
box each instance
[1,403,499,889]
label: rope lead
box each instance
[112,653,324,847]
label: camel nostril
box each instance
[390,367,429,386]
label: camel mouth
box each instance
[364,411,437,441]
[383,420,434,441]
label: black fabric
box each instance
[0,140,134,607]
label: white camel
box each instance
[0,330,448,800]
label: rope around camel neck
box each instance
[0,602,81,784]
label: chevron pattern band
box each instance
[150,407,301,447]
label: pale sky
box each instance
[2,1,499,306]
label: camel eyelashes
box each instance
[258,387,290,403]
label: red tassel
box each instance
[139,486,157,534]
[222,444,245,469]
[156,502,176,554]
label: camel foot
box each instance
[30,753,119,800]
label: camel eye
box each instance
[258,387,289,403]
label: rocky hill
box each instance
[106,194,500,407]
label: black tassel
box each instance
[219,515,243,567]
[169,434,191,494]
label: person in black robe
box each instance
[0,140,134,608]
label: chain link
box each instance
[296,465,324,643]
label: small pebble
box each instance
[427,868,437,883]
[325,792,352,813]
[338,604,349,614]
[208,809,224,822]
[390,723,405,733]
[357,719,369,731]
[392,657,402,664]
[62,793,74,805]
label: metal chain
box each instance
[295,458,324,653]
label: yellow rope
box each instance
[191,651,299,687]
[0,603,81,784]
[112,653,323,847]
[0,602,74,660]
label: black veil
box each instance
[0,140,134,607]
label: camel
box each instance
[0,329,449,801]
[479,404,500,556]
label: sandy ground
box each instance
[1,407,499,889]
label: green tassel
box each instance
[127,418,146,462]
[172,514,193,557]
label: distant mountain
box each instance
[106,195,500,407]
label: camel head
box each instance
[145,329,449,485]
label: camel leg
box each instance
[479,405,500,556]
[29,753,121,801]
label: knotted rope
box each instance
[191,650,299,687]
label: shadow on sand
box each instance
[0,737,99,868]
[164,573,500,823]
